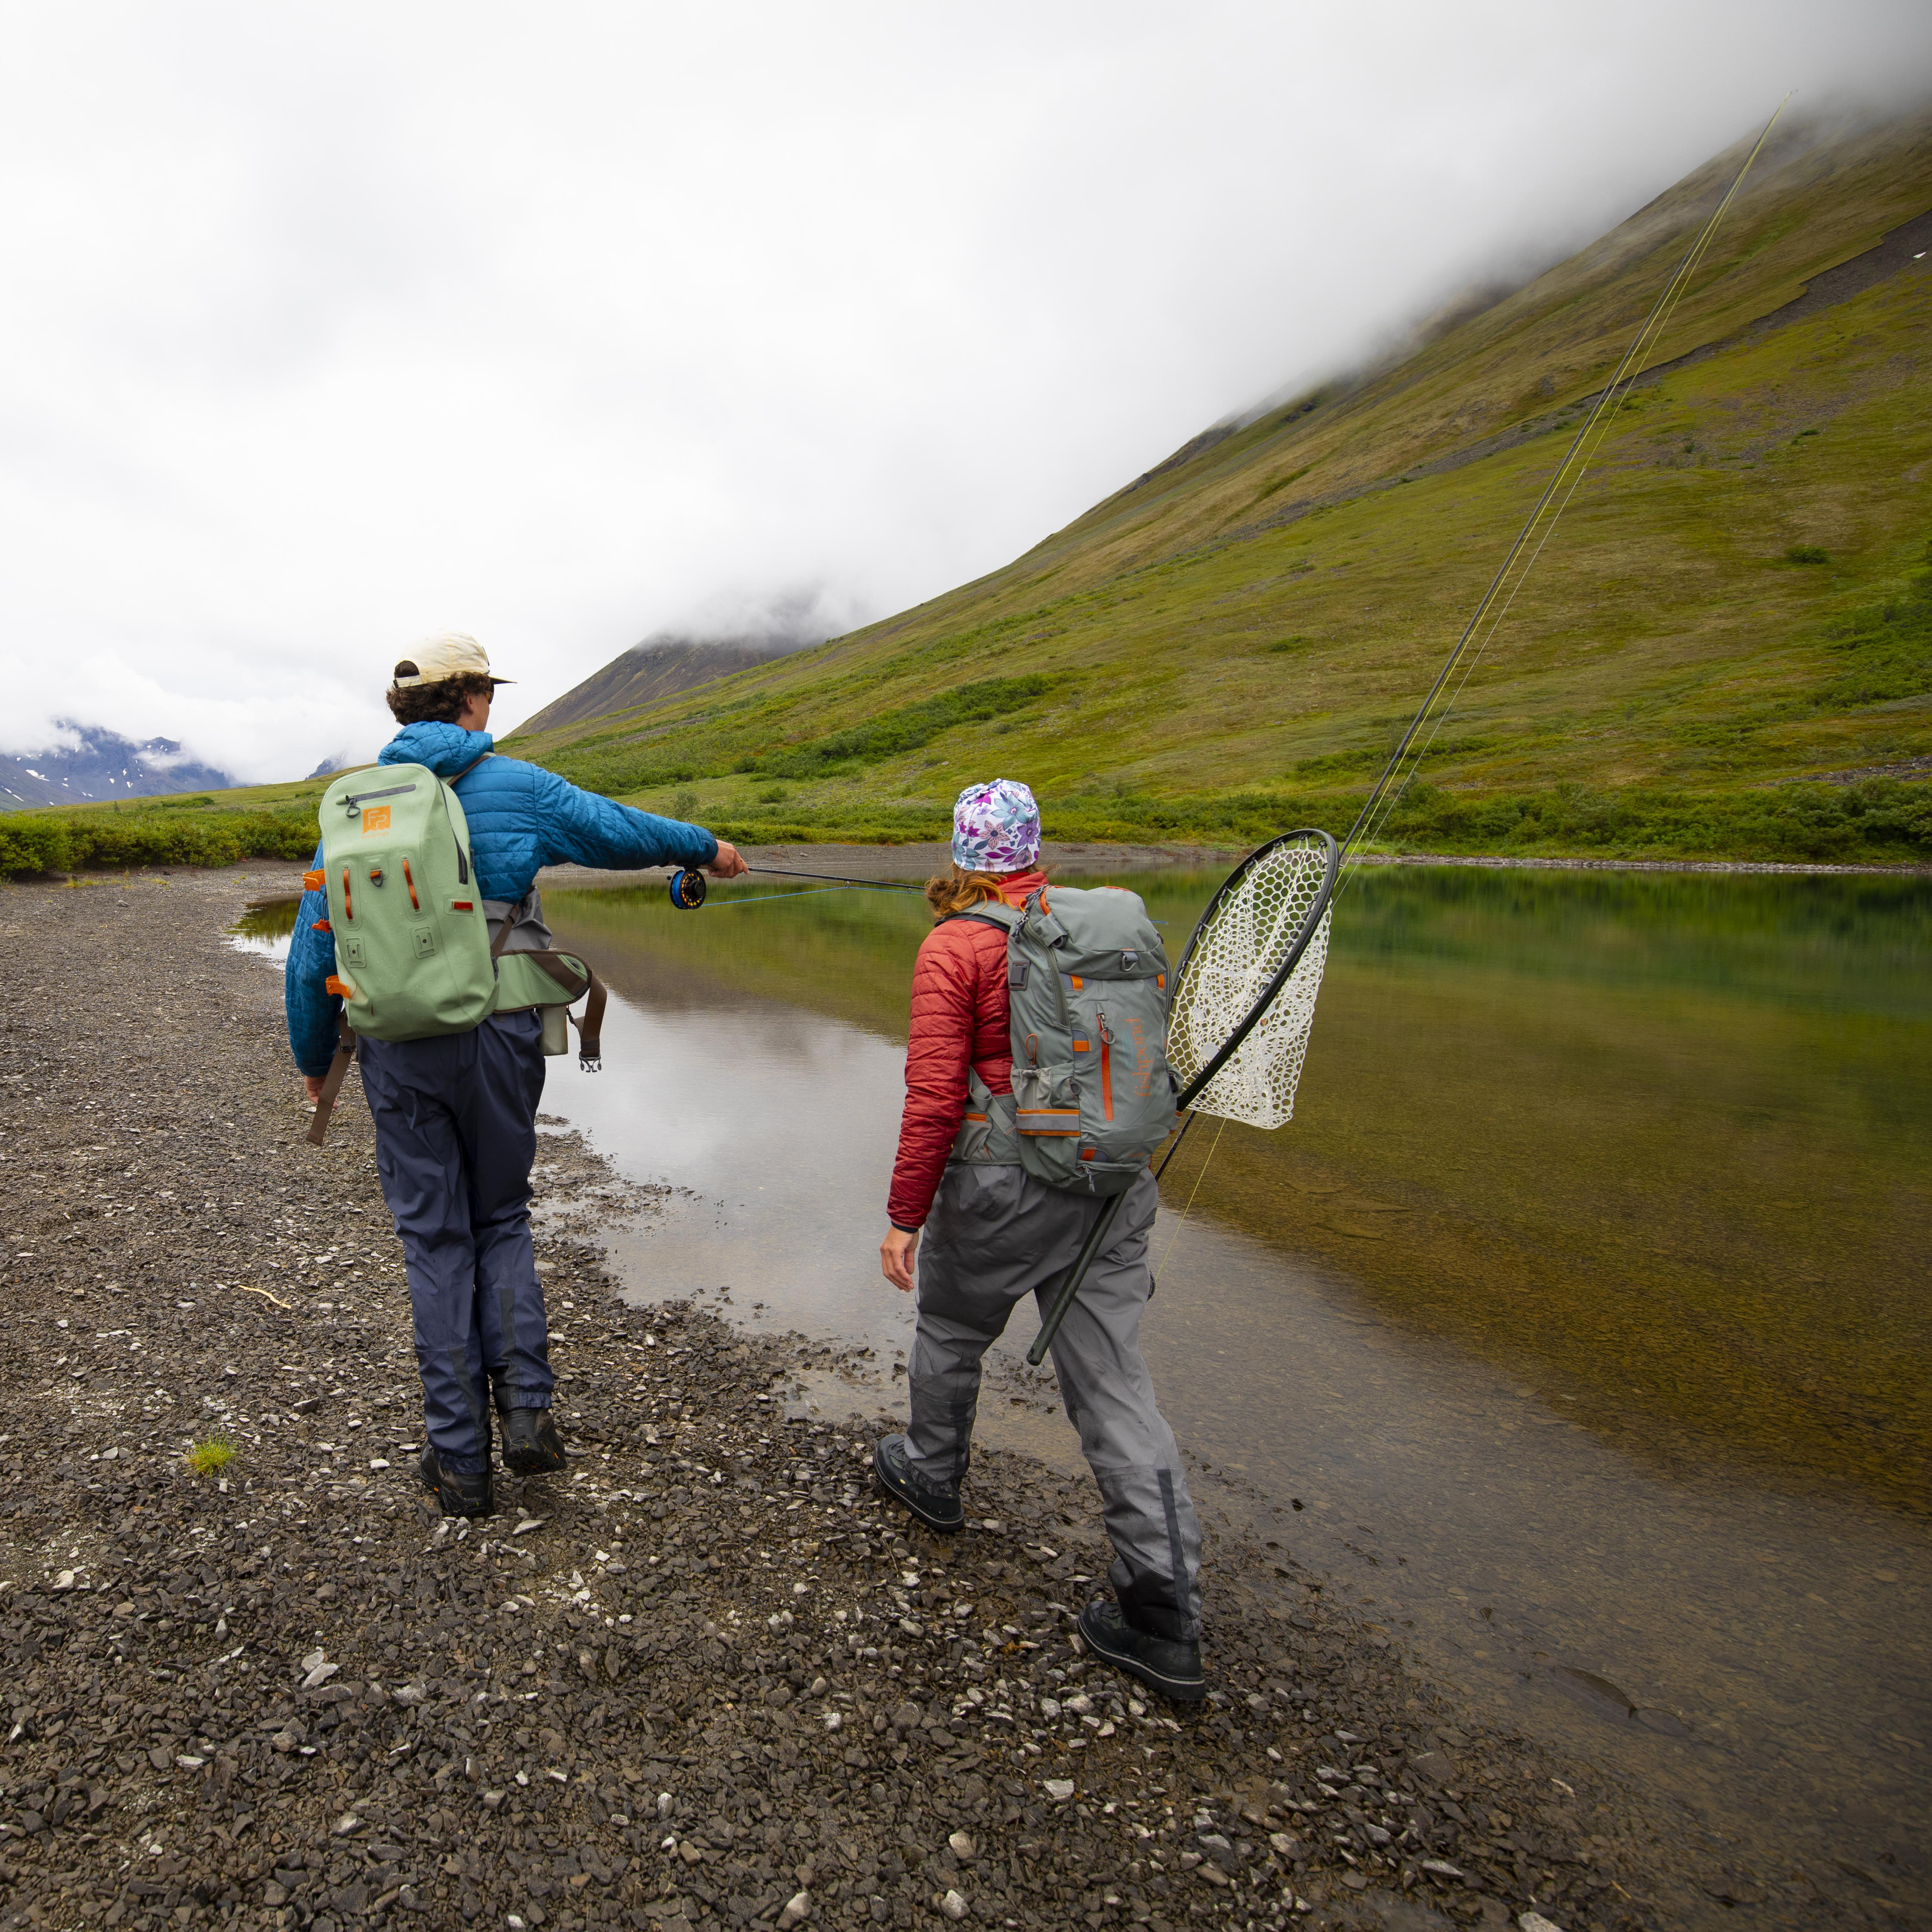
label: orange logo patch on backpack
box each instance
[361,806,392,834]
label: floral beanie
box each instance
[952,778,1041,873]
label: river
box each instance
[239,859,1932,1913]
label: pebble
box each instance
[0,866,1760,1932]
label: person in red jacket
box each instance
[874,780,1206,1703]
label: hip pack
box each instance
[950,884,1178,1195]
[305,761,605,1145]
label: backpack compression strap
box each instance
[304,1012,358,1148]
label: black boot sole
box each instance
[1078,1606,1206,1703]
[872,1440,964,1533]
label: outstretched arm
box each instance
[532,767,745,875]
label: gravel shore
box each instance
[0,866,1807,1932]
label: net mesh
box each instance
[1166,834,1333,1129]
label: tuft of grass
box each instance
[185,1436,238,1477]
[1785,543,1830,565]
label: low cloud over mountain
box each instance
[0,725,236,811]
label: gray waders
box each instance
[908,1161,1203,1643]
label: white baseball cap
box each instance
[389,631,514,689]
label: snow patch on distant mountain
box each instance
[0,724,237,810]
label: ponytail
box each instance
[925,866,1011,919]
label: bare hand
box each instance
[881,1226,919,1292]
[303,1074,326,1107]
[708,839,749,879]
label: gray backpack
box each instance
[952,884,1179,1195]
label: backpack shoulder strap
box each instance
[941,907,1019,933]
[449,751,493,784]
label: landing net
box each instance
[1166,830,1335,1129]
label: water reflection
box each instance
[229,895,298,962]
[536,866,1931,1914]
[234,862,1929,1906]
[547,866,1932,1513]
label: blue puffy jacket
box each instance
[285,721,718,1074]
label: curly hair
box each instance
[384,667,496,726]
[925,865,1031,919]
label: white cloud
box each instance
[0,0,1926,781]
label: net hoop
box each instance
[1167,827,1339,1121]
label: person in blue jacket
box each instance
[286,631,747,1517]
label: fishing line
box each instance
[699,886,873,910]
[1335,99,1788,888]
[751,866,925,891]
[1362,201,1743,859]
[1154,1114,1228,1289]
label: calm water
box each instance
[242,866,1932,1912]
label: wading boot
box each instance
[419,1445,495,1519]
[872,1433,964,1533]
[501,1406,568,1476]
[1078,1598,1205,1704]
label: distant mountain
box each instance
[0,725,236,811]
[307,753,352,779]
[512,632,822,739]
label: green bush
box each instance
[0,806,319,879]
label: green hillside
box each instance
[502,110,1932,864]
[4,110,1929,881]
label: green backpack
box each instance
[952,884,1179,1195]
[305,761,605,1145]
[314,762,496,1041]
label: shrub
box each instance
[0,806,318,879]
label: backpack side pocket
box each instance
[1012,1060,1082,1188]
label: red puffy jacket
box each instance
[887,869,1048,1230]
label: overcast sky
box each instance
[1,3,1927,782]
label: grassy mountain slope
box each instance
[515,634,817,738]
[5,111,1928,879]
[502,110,1932,862]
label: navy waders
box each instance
[359,1008,554,1475]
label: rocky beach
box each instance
[0,866,1827,1932]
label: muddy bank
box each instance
[0,866,1842,1932]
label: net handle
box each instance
[1167,827,1339,1113]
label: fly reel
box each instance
[668,868,708,910]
